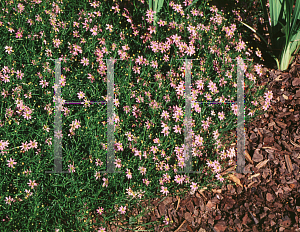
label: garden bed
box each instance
[1,0,299,231]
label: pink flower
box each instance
[15,31,23,39]
[116,142,123,151]
[201,120,210,130]
[143,178,150,186]
[7,158,17,168]
[160,186,169,196]
[218,111,225,120]
[53,38,62,48]
[17,3,25,13]
[23,109,32,120]
[39,79,49,88]
[161,110,170,120]
[118,206,126,214]
[190,182,198,192]
[135,55,144,65]
[95,171,101,180]
[138,166,147,175]
[161,128,169,137]
[77,91,85,99]
[20,141,30,152]
[27,179,38,189]
[126,169,132,179]
[90,1,100,8]
[98,227,106,232]
[68,164,76,173]
[114,158,122,168]
[174,175,184,184]
[81,57,89,66]
[173,125,182,134]
[264,90,273,101]
[163,216,170,225]
[54,130,63,139]
[0,140,9,150]
[105,24,113,32]
[96,207,104,215]
[5,196,15,205]
[5,46,13,54]
[72,119,81,129]
[102,177,108,187]
[216,173,224,182]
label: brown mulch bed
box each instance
[94,52,300,232]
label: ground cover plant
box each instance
[0,0,274,231]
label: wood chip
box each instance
[256,159,269,170]
[290,139,300,148]
[268,121,276,127]
[262,146,280,151]
[248,173,260,179]
[176,196,180,211]
[282,94,289,100]
[285,154,293,173]
[252,149,263,162]
[245,150,253,164]
[212,189,222,194]
[275,120,287,129]
[174,219,186,232]
[282,140,293,152]
[247,181,256,188]
[275,75,282,81]
[186,223,193,232]
[227,174,243,188]
[198,187,208,200]
[220,166,236,175]
[246,207,259,224]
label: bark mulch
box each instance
[90,53,300,232]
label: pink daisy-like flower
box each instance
[173,125,182,134]
[118,206,126,214]
[54,130,63,139]
[20,141,30,152]
[5,46,13,54]
[81,57,89,66]
[15,31,23,39]
[7,158,17,168]
[218,111,225,120]
[95,171,101,180]
[163,216,170,225]
[160,186,169,196]
[27,179,38,189]
[77,91,85,100]
[98,227,106,232]
[0,140,9,151]
[126,169,132,179]
[190,182,198,192]
[39,79,49,88]
[68,164,76,173]
[5,196,15,205]
[96,207,104,215]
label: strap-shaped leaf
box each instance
[154,0,158,12]
[269,0,282,27]
[157,0,164,15]
[290,0,300,36]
